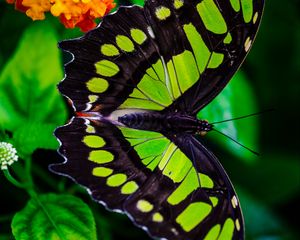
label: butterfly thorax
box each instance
[118,112,212,135]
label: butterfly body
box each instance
[118,111,212,134]
[52,0,264,239]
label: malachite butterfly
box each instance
[51,0,264,239]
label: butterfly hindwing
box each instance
[52,118,243,239]
[169,134,244,239]
[53,117,150,209]
[124,133,244,239]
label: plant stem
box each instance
[24,155,34,190]
[3,169,27,189]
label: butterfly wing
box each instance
[52,118,243,239]
[53,0,265,239]
[52,117,150,209]
[58,0,264,116]
[58,5,163,115]
[144,0,265,114]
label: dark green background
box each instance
[0,0,299,239]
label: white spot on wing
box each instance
[171,228,179,235]
[253,12,259,24]
[235,218,241,231]
[231,196,238,208]
[244,37,252,52]
[84,103,92,111]
[147,26,155,39]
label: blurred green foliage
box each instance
[0,21,67,158]
[200,71,259,162]
[0,0,299,240]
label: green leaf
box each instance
[0,21,67,131]
[198,71,259,162]
[11,194,97,240]
[0,4,31,72]
[12,122,59,157]
[61,27,84,41]
[129,0,145,6]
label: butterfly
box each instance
[51,0,264,239]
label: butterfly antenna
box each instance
[211,109,275,124]
[212,128,260,156]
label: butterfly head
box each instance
[197,120,213,136]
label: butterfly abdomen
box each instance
[118,112,212,135]
[118,112,165,131]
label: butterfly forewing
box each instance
[59,6,161,115]
[53,0,264,239]
[59,0,263,115]
[150,0,265,114]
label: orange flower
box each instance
[6,0,116,32]
[51,0,115,31]
[6,0,51,20]
[6,0,29,12]
[22,0,52,20]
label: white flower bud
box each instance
[0,142,18,170]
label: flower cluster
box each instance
[6,0,116,32]
[0,142,18,170]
